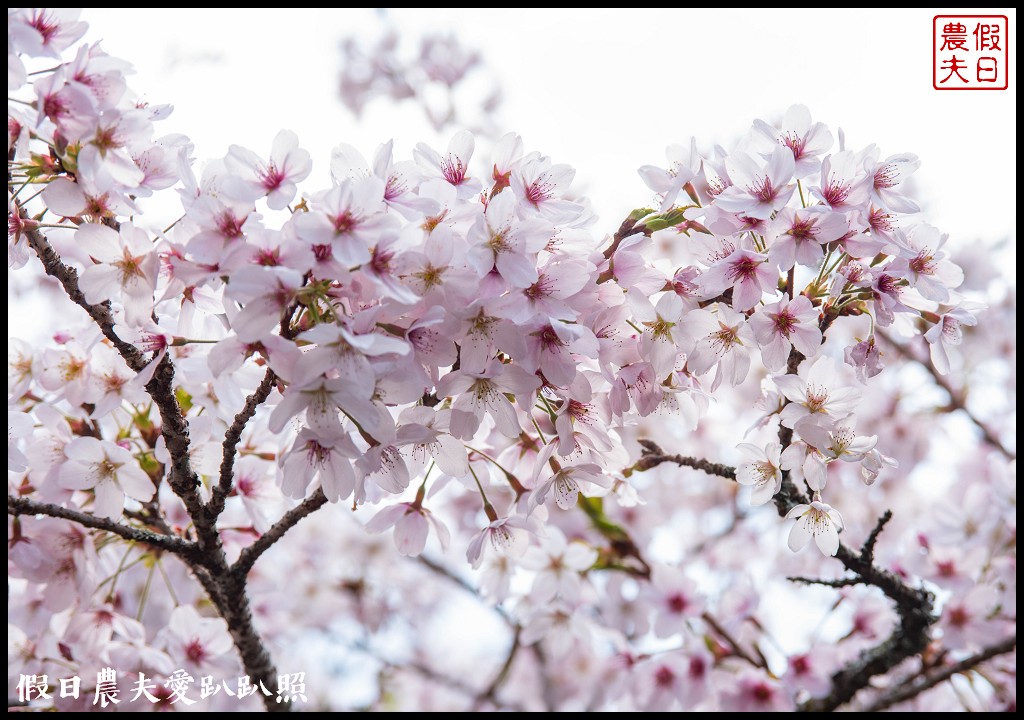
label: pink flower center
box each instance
[781,131,807,159]
[948,606,969,628]
[874,163,899,189]
[385,173,408,201]
[525,177,554,206]
[909,252,936,276]
[259,163,286,193]
[524,274,554,301]
[748,176,777,203]
[185,639,207,664]
[750,682,774,703]
[787,217,817,241]
[440,155,467,185]
[688,656,706,679]
[805,384,830,413]
[667,592,689,614]
[217,211,245,239]
[29,10,60,43]
[654,666,675,688]
[822,175,851,206]
[728,255,762,283]
[772,310,797,337]
[332,211,358,235]
[868,207,893,234]
[255,248,281,266]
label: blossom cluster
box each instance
[8,9,1013,713]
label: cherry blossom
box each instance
[6,15,1012,713]
[58,437,154,519]
[785,498,845,556]
[735,442,783,505]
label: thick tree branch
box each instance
[232,489,328,578]
[861,635,1017,712]
[8,494,199,560]
[191,564,289,712]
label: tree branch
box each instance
[632,439,736,480]
[232,489,328,578]
[634,437,936,712]
[8,494,199,560]
[210,368,278,517]
[701,611,766,669]
[787,575,864,589]
[21,217,208,533]
[20,215,148,372]
[21,216,288,710]
[860,509,892,564]
[861,635,1017,712]
[191,564,289,712]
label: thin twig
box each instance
[232,489,329,578]
[861,509,892,563]
[633,439,736,480]
[787,575,864,589]
[210,367,277,517]
[701,611,766,669]
[471,626,522,710]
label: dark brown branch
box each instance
[861,509,892,564]
[232,489,329,578]
[191,564,289,712]
[8,494,199,560]
[787,575,864,589]
[21,219,148,372]
[210,368,278,517]
[633,439,736,480]
[861,635,1017,712]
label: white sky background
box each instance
[79,7,1016,245]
